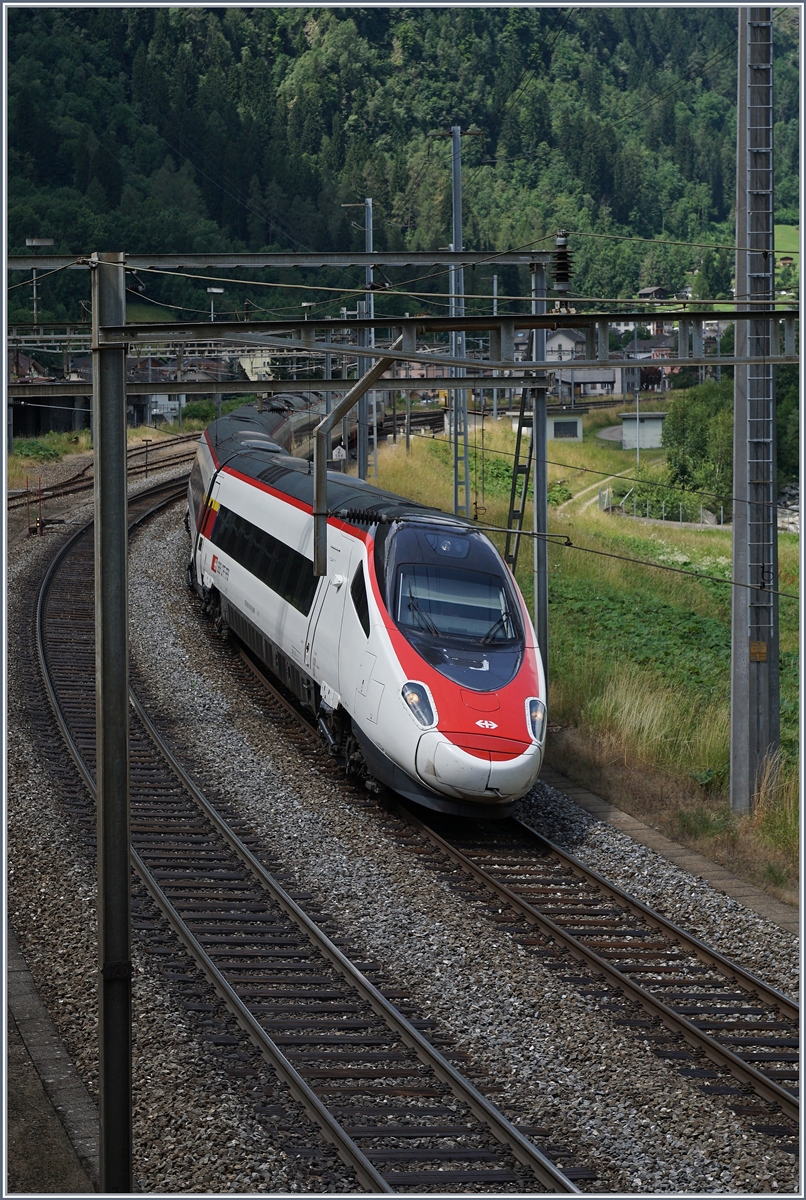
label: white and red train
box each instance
[186,405,547,817]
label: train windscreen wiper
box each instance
[407,585,441,636]
[480,612,513,644]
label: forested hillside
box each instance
[8,6,799,323]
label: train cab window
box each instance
[377,522,524,691]
[350,564,371,637]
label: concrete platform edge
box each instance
[6,922,100,1190]
[540,765,800,936]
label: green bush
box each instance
[12,437,63,461]
[181,400,219,422]
[547,481,573,506]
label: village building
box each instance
[620,410,667,449]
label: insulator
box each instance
[333,508,399,525]
[552,230,572,292]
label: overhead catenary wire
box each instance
[469,522,798,600]
[466,445,787,515]
[116,265,796,312]
[7,259,83,291]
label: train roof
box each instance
[205,405,468,528]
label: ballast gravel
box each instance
[8,472,346,1194]
[112,505,798,1195]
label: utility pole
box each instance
[531,264,548,687]
[208,288,224,421]
[91,252,132,1193]
[451,126,470,517]
[731,6,779,814]
[492,275,499,420]
[365,198,378,480]
[341,199,374,478]
[357,300,369,478]
[634,322,640,468]
[26,238,54,326]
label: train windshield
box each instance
[376,523,524,691]
[397,566,517,642]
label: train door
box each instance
[304,528,354,696]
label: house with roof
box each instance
[545,328,586,361]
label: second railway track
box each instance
[216,609,801,1162]
[35,482,590,1193]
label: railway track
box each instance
[7,434,200,514]
[231,645,800,1161]
[34,483,589,1193]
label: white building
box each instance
[619,411,667,449]
[238,353,276,381]
[545,328,586,360]
[555,366,623,398]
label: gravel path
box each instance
[117,503,798,1194]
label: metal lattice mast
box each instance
[731,7,779,813]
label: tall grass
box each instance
[551,651,730,777]
[751,751,799,858]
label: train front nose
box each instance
[415,730,543,800]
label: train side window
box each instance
[350,564,370,637]
[210,504,317,615]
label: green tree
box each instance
[662,379,733,508]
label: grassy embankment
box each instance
[371,404,799,899]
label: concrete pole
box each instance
[324,350,332,462]
[91,252,132,1193]
[365,198,377,479]
[532,265,548,688]
[634,322,640,468]
[357,300,368,478]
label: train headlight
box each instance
[527,697,547,744]
[401,682,436,728]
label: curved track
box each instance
[9,435,199,515]
[34,484,586,1194]
[234,645,800,1157]
[395,810,798,1122]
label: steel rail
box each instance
[34,491,391,1194]
[236,648,320,740]
[394,805,799,1123]
[514,816,799,1022]
[130,691,580,1194]
[129,846,393,1194]
[35,489,579,1194]
[34,480,189,793]
[8,453,198,513]
[195,581,799,1127]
